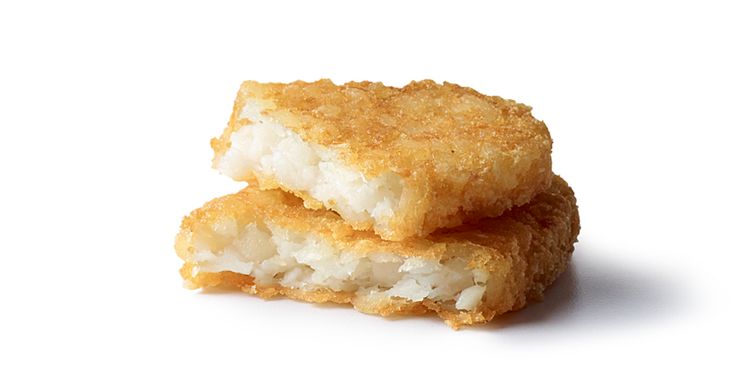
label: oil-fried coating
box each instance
[176,176,579,328]
[212,79,553,241]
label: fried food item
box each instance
[212,79,553,241]
[175,176,579,329]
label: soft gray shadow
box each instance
[482,243,684,334]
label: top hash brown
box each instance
[213,79,553,241]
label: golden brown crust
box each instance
[212,79,553,240]
[176,176,580,328]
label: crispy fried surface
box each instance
[212,79,553,240]
[176,176,580,328]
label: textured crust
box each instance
[212,79,553,240]
[176,176,580,329]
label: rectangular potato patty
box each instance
[175,176,579,328]
[212,79,553,241]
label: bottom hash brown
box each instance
[176,176,580,329]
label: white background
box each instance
[1,1,733,365]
